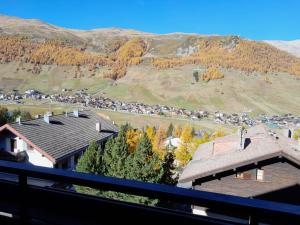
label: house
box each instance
[178,124,300,218]
[165,136,181,149]
[0,110,118,169]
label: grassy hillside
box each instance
[111,65,300,115]
[1,62,300,115]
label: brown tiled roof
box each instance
[179,125,300,183]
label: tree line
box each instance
[0,106,32,126]
[75,122,227,205]
[152,36,300,77]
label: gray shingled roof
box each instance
[179,124,300,183]
[9,110,118,162]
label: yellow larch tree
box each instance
[175,124,194,167]
[126,129,142,153]
[152,127,167,160]
[173,125,182,138]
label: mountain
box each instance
[0,14,300,115]
[265,40,300,58]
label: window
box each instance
[236,171,252,180]
[28,144,34,151]
[74,152,81,165]
[10,139,17,152]
[61,158,69,169]
[256,169,264,181]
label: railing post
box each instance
[249,214,258,225]
[19,174,29,225]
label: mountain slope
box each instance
[265,40,300,58]
[0,14,300,115]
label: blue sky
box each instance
[0,0,299,40]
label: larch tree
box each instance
[152,127,167,160]
[175,124,194,167]
[173,125,182,138]
[145,126,156,143]
[126,129,142,153]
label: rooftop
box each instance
[179,124,300,183]
[0,110,118,162]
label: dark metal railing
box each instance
[0,160,299,225]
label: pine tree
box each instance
[102,124,130,178]
[76,141,102,174]
[160,152,177,185]
[0,106,9,126]
[125,133,164,205]
[75,141,102,195]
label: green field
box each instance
[1,63,300,116]
[0,101,234,133]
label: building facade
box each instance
[0,110,118,170]
[179,125,300,218]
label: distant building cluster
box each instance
[1,89,300,128]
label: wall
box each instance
[0,131,16,152]
[0,130,54,168]
[26,148,54,168]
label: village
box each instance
[1,89,300,129]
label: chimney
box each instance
[96,122,101,132]
[237,127,246,150]
[16,116,21,125]
[73,109,79,117]
[283,128,293,138]
[44,114,50,124]
[47,111,53,116]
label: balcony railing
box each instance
[0,160,299,225]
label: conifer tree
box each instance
[76,141,102,174]
[75,141,102,194]
[0,106,9,126]
[102,124,130,178]
[125,133,164,205]
[128,133,163,183]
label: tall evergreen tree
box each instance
[0,106,9,126]
[161,152,177,185]
[125,133,164,205]
[102,124,130,178]
[75,141,102,194]
[76,141,102,174]
[128,133,163,183]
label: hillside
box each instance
[0,14,300,115]
[265,40,300,58]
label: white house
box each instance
[0,110,118,169]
